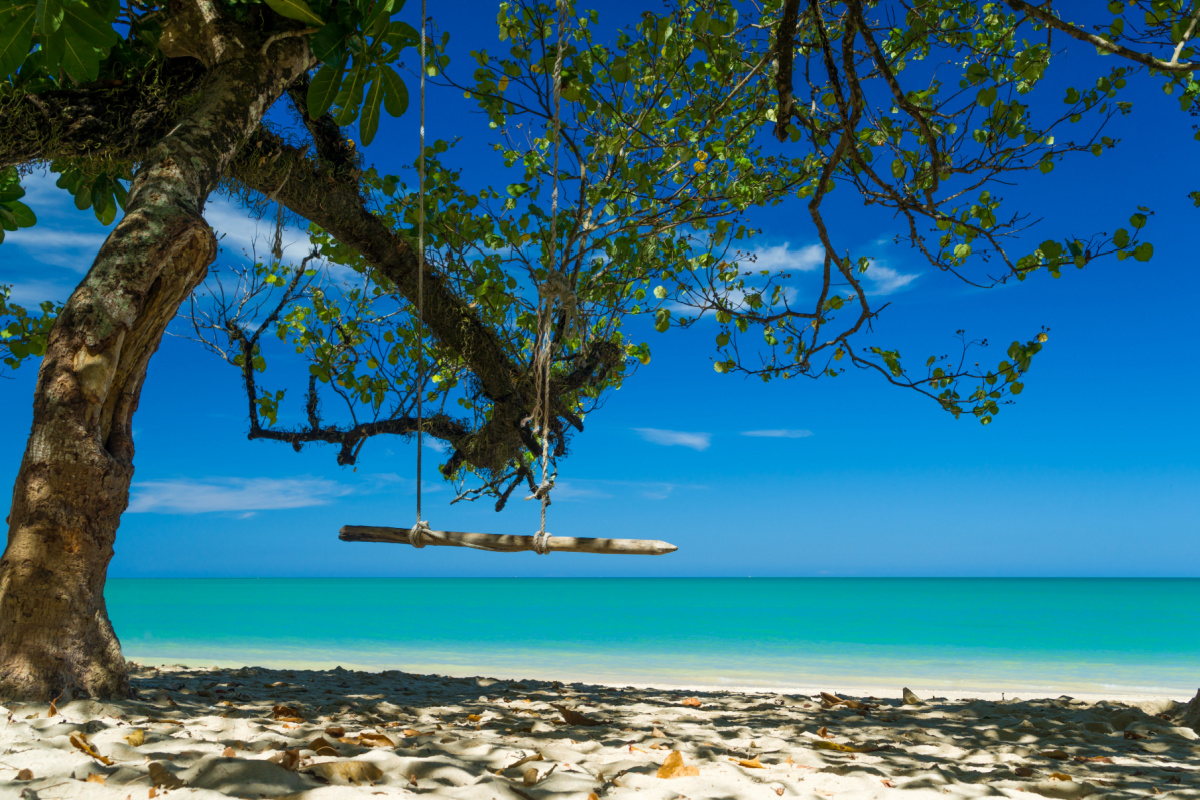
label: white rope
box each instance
[414,0,428,534]
[527,0,569,556]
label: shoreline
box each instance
[123,651,1197,705]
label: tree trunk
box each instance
[0,25,311,701]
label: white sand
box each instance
[2,662,1198,799]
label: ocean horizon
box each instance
[108,577,1200,697]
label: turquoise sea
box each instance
[108,578,1200,697]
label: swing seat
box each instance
[340,525,677,555]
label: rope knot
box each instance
[410,519,432,549]
[532,529,553,555]
[539,270,577,312]
[525,480,555,504]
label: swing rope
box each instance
[527,0,570,556]
[412,0,430,549]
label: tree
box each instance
[0,0,1196,701]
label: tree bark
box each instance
[0,14,311,700]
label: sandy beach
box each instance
[2,663,1198,800]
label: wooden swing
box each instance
[339,0,677,557]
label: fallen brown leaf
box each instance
[148,762,185,789]
[272,704,305,723]
[730,756,764,769]
[817,726,831,739]
[149,787,157,798]
[358,732,395,748]
[70,733,114,765]
[267,749,301,771]
[86,773,106,785]
[649,742,667,750]
[1049,772,1073,781]
[588,794,600,800]
[1014,766,1035,778]
[551,703,604,726]
[881,779,896,788]
[16,768,33,781]
[657,750,700,779]
[401,728,429,737]
[523,767,540,786]
[1073,756,1113,764]
[222,747,236,757]
[680,697,702,708]
[306,761,384,784]
[124,729,146,747]
[775,787,786,796]
[506,753,543,770]
[308,737,340,756]
[1124,730,1147,740]
[1040,749,1069,760]
[325,726,346,737]
[408,773,418,788]
[467,714,482,722]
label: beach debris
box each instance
[817,726,832,739]
[652,726,666,738]
[902,688,921,706]
[552,703,605,726]
[681,697,703,708]
[401,728,431,737]
[69,733,114,765]
[306,760,384,785]
[222,747,236,757]
[148,762,186,789]
[589,794,601,800]
[1014,766,1036,777]
[505,753,544,771]
[308,736,340,756]
[325,725,346,737]
[267,748,301,771]
[657,751,700,779]
[523,767,540,786]
[272,705,305,723]
[1049,772,1073,781]
[1123,730,1148,740]
[1073,756,1113,764]
[1040,749,1070,760]
[338,731,395,747]
[48,692,61,717]
[881,779,896,788]
[776,787,786,796]
[124,729,146,747]
[16,769,33,780]
[814,740,890,753]
[86,773,106,785]
[819,692,872,711]
[730,755,765,769]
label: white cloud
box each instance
[3,278,74,306]
[4,225,110,272]
[864,263,918,295]
[633,427,711,451]
[552,478,690,502]
[742,242,824,274]
[127,476,354,514]
[741,429,814,439]
[205,199,311,263]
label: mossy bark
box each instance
[0,33,311,701]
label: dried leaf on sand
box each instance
[307,760,384,784]
[657,750,700,779]
[124,729,145,747]
[272,705,306,722]
[70,733,114,765]
[680,697,703,708]
[551,703,605,726]
[730,756,764,769]
[148,762,185,789]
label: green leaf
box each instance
[307,56,346,119]
[310,22,349,63]
[953,243,971,259]
[6,200,35,227]
[890,159,905,180]
[1112,227,1129,248]
[359,68,384,145]
[0,3,36,78]
[380,65,409,116]
[1133,242,1153,262]
[36,0,62,33]
[262,0,324,26]
[333,61,367,126]
[61,1,118,49]
[1129,212,1147,228]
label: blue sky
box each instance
[1,2,1197,577]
